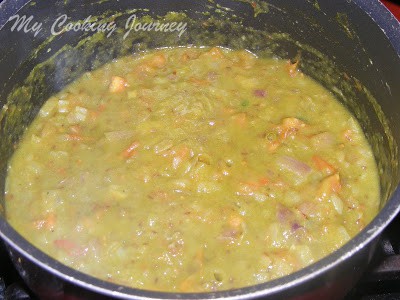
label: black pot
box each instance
[0,1,400,299]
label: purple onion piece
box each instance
[254,89,267,98]
[276,155,312,176]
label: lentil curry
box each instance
[5,47,380,292]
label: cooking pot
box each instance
[0,0,400,299]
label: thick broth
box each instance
[5,47,379,292]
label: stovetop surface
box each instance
[344,216,400,300]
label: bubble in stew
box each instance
[5,47,380,292]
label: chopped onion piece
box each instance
[291,245,314,266]
[74,106,88,122]
[153,139,173,154]
[330,194,344,214]
[172,157,182,169]
[253,193,267,202]
[58,100,70,113]
[109,185,128,199]
[276,155,312,177]
[197,181,221,193]
[253,89,267,98]
[31,134,41,144]
[337,226,351,242]
[39,99,57,117]
[311,132,336,149]
[49,151,69,159]
[105,131,134,141]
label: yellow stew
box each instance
[5,47,380,292]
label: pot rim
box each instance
[1,0,400,299]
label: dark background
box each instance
[382,0,400,19]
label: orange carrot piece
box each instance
[189,77,209,85]
[34,213,57,231]
[54,239,83,256]
[239,177,269,195]
[170,146,191,169]
[89,111,99,120]
[122,141,140,158]
[244,181,259,188]
[149,54,167,68]
[57,168,66,175]
[45,213,56,231]
[109,76,127,93]
[195,249,204,268]
[69,125,81,134]
[282,117,305,129]
[222,107,236,115]
[89,103,106,120]
[280,117,306,139]
[229,215,244,228]
[181,53,191,62]
[328,173,342,193]
[204,47,225,59]
[343,129,354,142]
[65,133,84,141]
[243,177,269,188]
[258,177,270,186]
[317,173,342,201]
[176,145,190,159]
[312,155,336,174]
[267,117,305,152]
[98,103,106,112]
[268,141,280,152]
[232,112,247,126]
[288,61,299,77]
[179,277,195,292]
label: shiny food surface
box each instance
[5,47,379,292]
